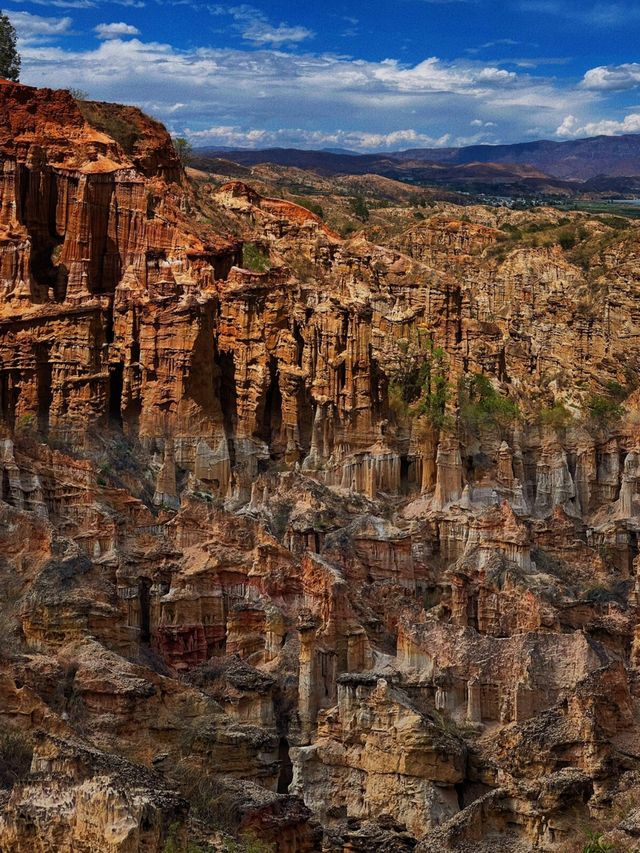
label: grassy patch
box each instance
[538,402,573,431]
[292,197,324,219]
[77,101,141,153]
[242,243,271,273]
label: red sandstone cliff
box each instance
[1,83,640,852]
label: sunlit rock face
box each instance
[2,82,640,852]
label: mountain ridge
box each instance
[196,132,640,182]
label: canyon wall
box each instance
[0,82,640,852]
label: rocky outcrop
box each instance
[2,83,640,852]
[292,675,465,837]
[0,734,188,853]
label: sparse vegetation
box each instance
[77,101,142,153]
[349,196,370,222]
[458,373,519,437]
[96,462,112,486]
[162,823,207,853]
[293,197,324,219]
[581,829,616,853]
[583,581,629,605]
[242,242,271,272]
[409,193,431,208]
[173,136,193,166]
[15,412,37,437]
[386,333,450,430]
[170,763,275,852]
[585,395,624,425]
[558,229,577,250]
[583,380,629,429]
[174,763,237,830]
[340,221,358,237]
[0,731,32,789]
[224,835,275,853]
[538,401,573,430]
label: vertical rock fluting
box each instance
[3,84,640,852]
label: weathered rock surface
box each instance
[1,82,640,852]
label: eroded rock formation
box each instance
[1,82,640,852]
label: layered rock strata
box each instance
[1,82,640,852]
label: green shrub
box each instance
[387,381,410,421]
[558,230,576,250]
[386,334,449,429]
[582,374,637,431]
[584,394,624,427]
[523,219,556,234]
[582,829,615,852]
[500,223,522,240]
[409,193,429,208]
[604,379,627,400]
[0,731,32,789]
[242,243,271,273]
[293,197,324,219]
[595,215,629,230]
[459,373,519,437]
[173,137,193,166]
[349,196,370,222]
[417,349,449,429]
[539,402,572,430]
[340,221,358,237]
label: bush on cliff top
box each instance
[173,137,193,166]
[77,100,142,154]
[292,197,324,219]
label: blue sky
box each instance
[6,0,640,150]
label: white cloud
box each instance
[209,5,313,46]
[581,63,640,92]
[556,115,579,136]
[240,22,313,47]
[95,22,141,39]
[556,111,640,137]
[8,11,73,44]
[16,36,594,150]
[185,125,452,150]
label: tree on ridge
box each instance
[0,11,20,82]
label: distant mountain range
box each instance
[194,134,640,194]
[395,135,640,180]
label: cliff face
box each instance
[1,82,640,852]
